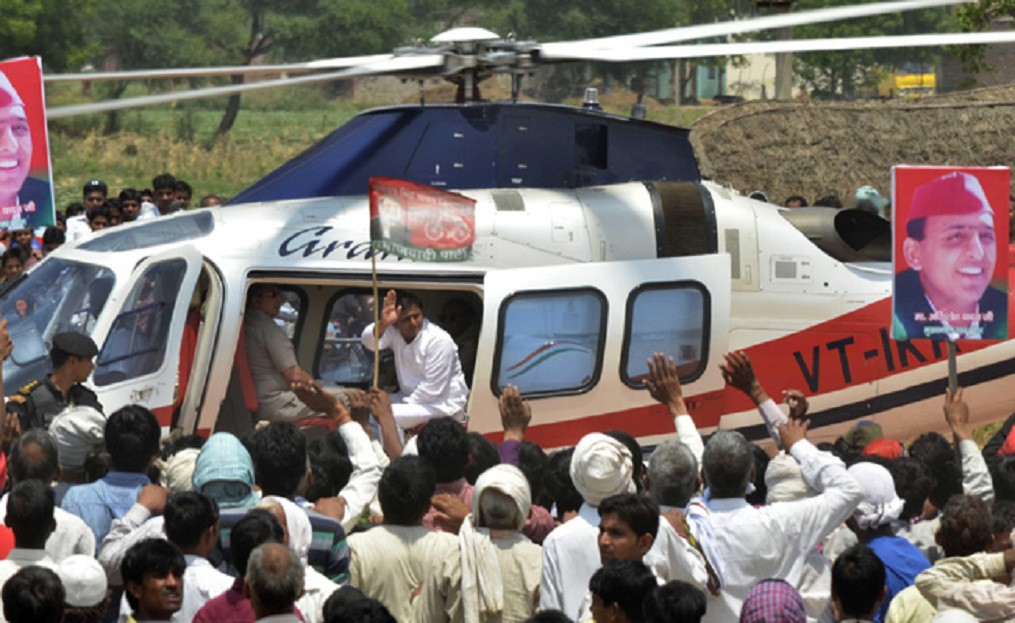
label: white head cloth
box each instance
[158,448,201,493]
[570,433,634,507]
[49,406,105,471]
[765,451,817,504]
[261,496,312,567]
[848,462,905,530]
[931,610,980,622]
[460,464,532,623]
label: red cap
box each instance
[908,172,992,224]
[0,71,23,108]
[861,438,905,460]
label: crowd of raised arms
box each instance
[0,174,1014,623]
[0,306,1011,623]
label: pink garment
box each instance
[522,504,554,545]
[422,479,474,534]
[193,578,303,623]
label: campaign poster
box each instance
[891,166,1010,341]
[0,56,55,232]
[368,177,476,262]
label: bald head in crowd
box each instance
[245,543,304,619]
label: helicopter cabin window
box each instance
[318,290,483,389]
[493,289,606,397]
[319,292,376,386]
[574,124,608,170]
[94,259,188,386]
[621,282,709,387]
[0,259,117,392]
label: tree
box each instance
[0,0,99,72]
[792,0,956,97]
[953,0,1015,75]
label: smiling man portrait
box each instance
[893,171,1008,340]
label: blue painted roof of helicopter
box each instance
[230,102,700,203]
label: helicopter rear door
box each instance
[469,255,731,447]
[91,246,204,428]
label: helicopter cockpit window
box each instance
[78,211,214,253]
[94,259,188,386]
[318,292,375,385]
[0,258,115,392]
[621,283,709,387]
[493,289,606,398]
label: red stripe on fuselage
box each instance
[513,276,1014,448]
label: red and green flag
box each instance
[369,177,476,262]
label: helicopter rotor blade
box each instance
[543,30,1015,62]
[538,0,973,56]
[44,55,395,83]
[47,54,444,119]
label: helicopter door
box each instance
[469,255,731,447]
[92,246,204,429]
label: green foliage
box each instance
[274,0,410,60]
[953,0,1015,76]
[0,0,99,71]
[793,0,956,97]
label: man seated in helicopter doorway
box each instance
[245,283,344,424]
[361,289,469,432]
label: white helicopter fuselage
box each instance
[10,179,1012,448]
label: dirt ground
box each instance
[690,85,1015,206]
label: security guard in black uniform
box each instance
[6,332,103,433]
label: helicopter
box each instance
[5,0,1014,448]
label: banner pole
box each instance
[371,245,380,390]
[947,340,958,394]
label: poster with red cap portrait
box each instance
[891,166,1010,341]
[0,56,55,232]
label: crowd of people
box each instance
[0,173,224,285]
[0,300,1010,623]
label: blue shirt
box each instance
[61,471,152,549]
[868,535,931,623]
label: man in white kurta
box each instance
[361,290,468,430]
[702,422,864,623]
[348,456,457,622]
[539,434,635,619]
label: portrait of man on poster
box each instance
[892,170,1008,341]
[0,68,51,230]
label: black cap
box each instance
[83,180,107,194]
[51,332,99,359]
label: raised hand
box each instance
[943,387,972,441]
[499,384,531,441]
[720,351,768,405]
[646,352,688,416]
[783,389,809,420]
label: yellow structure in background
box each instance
[879,63,937,98]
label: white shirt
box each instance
[348,524,457,622]
[703,440,863,623]
[0,549,58,623]
[539,503,601,619]
[65,214,92,242]
[643,515,709,589]
[329,421,382,534]
[174,555,234,623]
[0,492,95,562]
[295,566,339,623]
[361,320,469,419]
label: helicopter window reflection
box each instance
[318,292,376,386]
[0,258,116,392]
[622,283,708,387]
[494,289,606,397]
[94,259,187,386]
